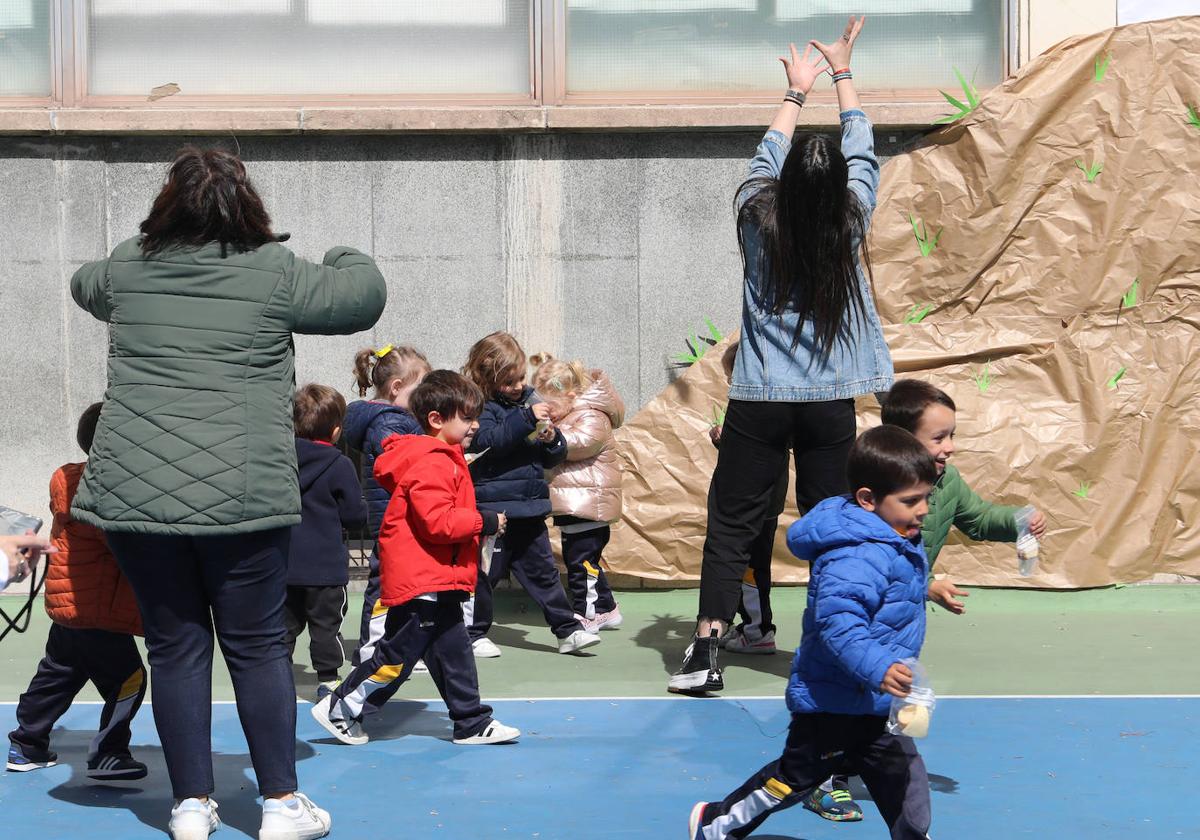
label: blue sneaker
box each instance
[7,743,57,772]
[803,785,864,822]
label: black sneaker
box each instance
[668,629,724,695]
[87,752,148,781]
[7,743,57,772]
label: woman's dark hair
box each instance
[880,379,957,434]
[410,370,485,431]
[293,384,347,442]
[77,402,103,455]
[140,146,276,256]
[736,133,872,359]
[847,425,937,500]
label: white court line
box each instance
[2,693,1199,705]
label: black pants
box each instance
[735,467,789,636]
[700,398,856,623]
[467,517,581,641]
[107,528,297,800]
[331,592,493,740]
[283,585,347,682]
[9,624,146,760]
[561,525,617,619]
[698,713,931,839]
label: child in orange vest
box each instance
[6,403,148,780]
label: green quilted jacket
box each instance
[923,464,1018,567]
[70,237,387,536]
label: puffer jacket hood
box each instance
[784,496,928,717]
[547,371,625,523]
[343,400,423,537]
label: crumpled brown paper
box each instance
[606,17,1200,587]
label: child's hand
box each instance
[1028,509,1047,539]
[927,578,969,615]
[496,513,507,536]
[531,403,552,422]
[536,422,556,443]
[709,424,723,448]
[880,662,913,698]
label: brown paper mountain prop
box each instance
[607,17,1200,588]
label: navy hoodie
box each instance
[288,438,369,586]
[467,386,567,519]
[342,400,423,538]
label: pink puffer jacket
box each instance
[547,372,625,523]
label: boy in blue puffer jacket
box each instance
[343,345,430,651]
[689,425,937,840]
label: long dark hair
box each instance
[736,133,872,359]
[140,146,276,256]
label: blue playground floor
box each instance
[1,696,1196,839]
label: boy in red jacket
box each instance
[310,371,519,746]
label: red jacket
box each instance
[44,463,143,636]
[375,434,491,607]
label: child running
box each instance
[7,403,148,781]
[689,425,936,840]
[530,355,625,633]
[803,378,1050,823]
[461,332,600,656]
[284,385,368,697]
[342,345,431,650]
[310,371,519,746]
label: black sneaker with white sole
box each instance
[667,629,724,695]
[87,752,149,781]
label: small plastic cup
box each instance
[886,658,936,739]
[1014,505,1040,577]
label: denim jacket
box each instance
[730,110,894,402]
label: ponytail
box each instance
[351,344,431,398]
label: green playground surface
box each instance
[3,585,1198,701]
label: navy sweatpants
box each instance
[466,517,581,641]
[9,624,146,760]
[734,467,789,637]
[696,712,931,839]
[561,525,617,619]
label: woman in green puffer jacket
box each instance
[71,146,386,840]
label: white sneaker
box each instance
[169,797,220,840]
[259,792,331,840]
[412,659,429,674]
[309,696,368,746]
[724,628,777,655]
[558,629,602,654]
[472,637,502,658]
[315,680,339,700]
[452,719,521,745]
[593,606,623,630]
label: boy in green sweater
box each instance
[805,378,1047,822]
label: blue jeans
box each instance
[107,528,297,799]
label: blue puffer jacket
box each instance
[785,496,928,717]
[342,400,423,538]
[467,387,567,519]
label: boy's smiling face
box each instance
[856,482,933,539]
[912,403,956,474]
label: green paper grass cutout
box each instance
[1093,52,1111,82]
[672,319,725,366]
[971,361,993,394]
[1121,278,1139,309]
[1188,105,1200,130]
[1073,481,1093,499]
[934,67,980,124]
[909,215,942,258]
[904,303,934,324]
[1107,367,1127,389]
[1075,158,1103,182]
[711,404,727,428]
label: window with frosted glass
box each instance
[86,0,532,97]
[565,0,1003,94]
[0,0,52,96]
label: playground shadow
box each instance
[45,727,319,838]
[633,614,794,679]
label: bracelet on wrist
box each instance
[831,70,853,84]
[783,89,806,107]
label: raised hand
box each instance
[810,15,866,71]
[779,42,829,95]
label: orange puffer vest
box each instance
[44,463,142,636]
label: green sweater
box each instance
[922,464,1018,567]
[70,237,386,536]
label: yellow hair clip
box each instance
[374,344,394,359]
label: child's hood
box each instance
[786,496,914,562]
[571,371,625,430]
[295,438,347,494]
[374,433,466,492]
[343,400,414,451]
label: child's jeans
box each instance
[560,523,617,619]
[696,712,931,839]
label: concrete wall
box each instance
[0,129,916,522]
